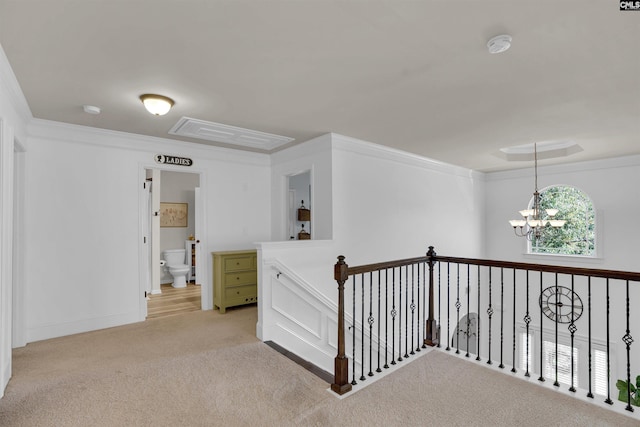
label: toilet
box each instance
[162,249,190,288]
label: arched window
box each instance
[529,186,595,256]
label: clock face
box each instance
[539,285,583,324]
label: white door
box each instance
[194,186,207,309]
[0,119,14,397]
[142,179,152,296]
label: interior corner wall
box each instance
[261,134,485,302]
[22,121,271,343]
[331,135,485,266]
[258,134,486,361]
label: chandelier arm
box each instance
[508,142,565,240]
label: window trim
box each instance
[526,185,598,258]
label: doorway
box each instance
[287,171,311,240]
[142,168,204,319]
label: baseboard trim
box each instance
[265,340,333,384]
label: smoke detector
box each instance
[83,105,101,114]
[487,35,512,54]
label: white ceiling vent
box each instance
[169,117,294,150]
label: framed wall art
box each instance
[160,202,188,227]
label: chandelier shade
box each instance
[509,143,566,240]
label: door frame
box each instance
[138,163,209,319]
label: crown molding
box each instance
[270,133,332,166]
[27,118,271,167]
[331,133,485,181]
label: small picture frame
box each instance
[160,202,188,227]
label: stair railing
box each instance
[332,246,639,417]
[331,249,436,394]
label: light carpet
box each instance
[0,308,637,426]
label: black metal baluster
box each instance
[376,270,382,373]
[499,268,504,369]
[476,265,481,361]
[351,276,357,386]
[360,273,366,381]
[399,266,404,362]
[524,270,531,377]
[404,264,410,359]
[437,262,441,348]
[605,278,612,404]
[538,271,545,383]
[487,267,493,365]
[511,269,517,373]
[391,268,396,366]
[446,262,451,352]
[422,262,427,349]
[554,273,559,387]
[623,280,634,412]
[569,275,577,392]
[404,264,408,358]
[384,269,389,369]
[410,264,416,355]
[587,276,593,398]
[368,273,374,377]
[417,262,422,352]
[455,263,461,355]
[466,264,470,358]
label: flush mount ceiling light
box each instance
[140,94,174,116]
[487,34,512,54]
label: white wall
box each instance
[271,133,333,241]
[259,133,486,372]
[331,134,485,264]
[22,119,271,342]
[0,43,31,397]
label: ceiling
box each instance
[0,1,638,172]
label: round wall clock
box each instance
[539,285,583,324]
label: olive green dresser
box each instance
[212,250,257,313]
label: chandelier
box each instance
[509,143,566,240]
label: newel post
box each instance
[331,255,352,395]
[424,246,439,347]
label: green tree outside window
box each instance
[530,186,595,256]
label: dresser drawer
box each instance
[212,249,258,313]
[224,284,257,300]
[223,271,256,286]
[224,256,254,272]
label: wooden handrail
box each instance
[345,256,427,276]
[433,255,640,282]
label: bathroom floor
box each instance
[147,283,201,319]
